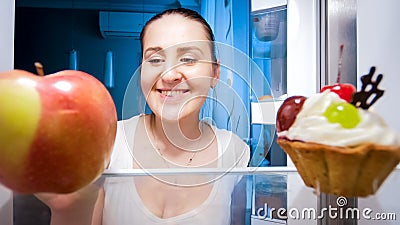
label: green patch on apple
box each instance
[0,79,41,174]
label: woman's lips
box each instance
[156,89,190,102]
[158,89,189,97]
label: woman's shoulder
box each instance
[114,114,147,149]
[117,114,143,127]
[209,124,250,167]
[109,114,144,169]
[211,125,247,146]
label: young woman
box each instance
[39,8,250,225]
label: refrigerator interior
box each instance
[249,1,288,169]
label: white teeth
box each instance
[161,90,185,97]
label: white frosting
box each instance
[278,90,400,147]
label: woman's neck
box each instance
[155,115,201,139]
[148,112,216,154]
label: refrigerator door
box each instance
[0,1,15,224]
[0,185,12,225]
[357,1,400,224]
[357,0,400,133]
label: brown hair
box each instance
[140,8,217,62]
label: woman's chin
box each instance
[160,114,180,122]
[157,109,194,123]
[157,109,182,122]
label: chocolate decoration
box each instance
[351,66,384,109]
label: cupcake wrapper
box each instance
[278,139,400,197]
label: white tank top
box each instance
[103,115,250,225]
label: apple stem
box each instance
[34,62,45,76]
[337,44,344,83]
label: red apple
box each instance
[320,83,356,102]
[0,69,117,194]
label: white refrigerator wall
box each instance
[285,0,318,169]
[286,0,319,224]
[357,1,400,224]
[286,0,318,97]
[357,0,400,133]
[0,0,15,72]
[0,1,14,225]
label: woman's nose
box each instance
[161,67,183,83]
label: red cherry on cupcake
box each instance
[276,96,307,132]
[320,83,356,102]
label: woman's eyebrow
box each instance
[176,46,203,55]
[144,47,163,57]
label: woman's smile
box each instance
[158,89,190,97]
[156,88,190,102]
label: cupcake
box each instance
[276,67,400,197]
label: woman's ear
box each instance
[211,61,220,88]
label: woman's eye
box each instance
[180,57,198,64]
[147,57,164,64]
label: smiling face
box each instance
[140,14,219,122]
